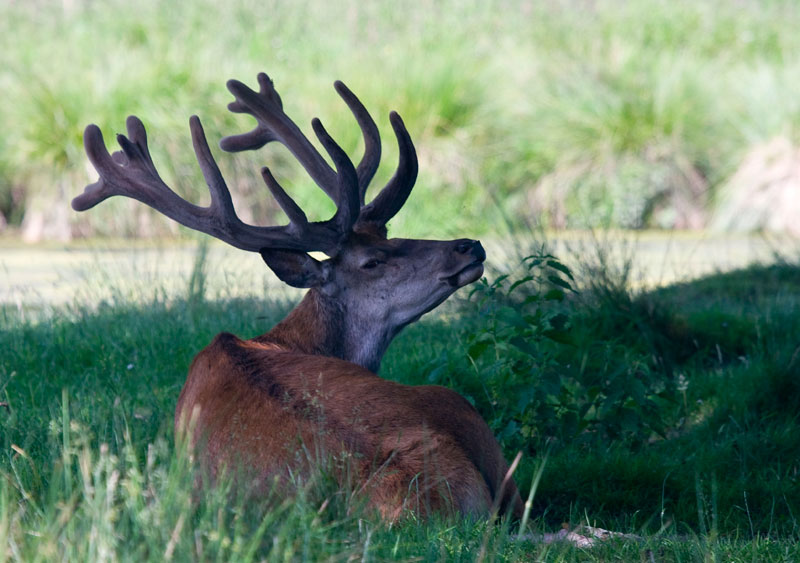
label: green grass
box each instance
[2,243,800,560]
[2,0,800,237]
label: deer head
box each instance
[73,73,485,371]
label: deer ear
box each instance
[259,248,328,288]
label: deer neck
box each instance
[258,289,393,373]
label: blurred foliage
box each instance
[1,0,800,237]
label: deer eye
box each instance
[361,259,384,270]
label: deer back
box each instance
[176,332,521,518]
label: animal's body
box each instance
[178,331,519,518]
[73,72,523,520]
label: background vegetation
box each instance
[1,0,799,239]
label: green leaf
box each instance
[522,309,544,325]
[524,257,544,268]
[468,281,488,300]
[510,335,539,356]
[497,306,526,328]
[546,259,575,280]
[586,386,602,401]
[490,274,509,289]
[543,289,565,301]
[548,275,573,291]
[524,294,543,305]
[467,338,492,359]
[543,329,573,345]
[508,276,534,294]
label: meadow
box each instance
[1,238,799,560]
[2,0,800,559]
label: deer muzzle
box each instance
[442,239,486,287]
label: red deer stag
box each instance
[72,73,523,520]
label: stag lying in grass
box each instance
[73,72,523,520]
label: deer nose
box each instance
[455,239,474,254]
[455,239,485,260]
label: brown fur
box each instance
[175,327,523,520]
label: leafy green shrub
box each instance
[450,256,607,451]
[453,253,688,454]
[463,254,576,448]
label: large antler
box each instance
[72,73,418,254]
[221,73,418,229]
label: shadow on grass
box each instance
[510,261,800,537]
[1,261,799,541]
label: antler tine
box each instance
[73,115,340,254]
[260,167,309,230]
[333,80,381,205]
[75,116,196,217]
[189,115,239,222]
[221,73,339,200]
[220,72,282,151]
[258,161,351,254]
[311,117,360,237]
[358,111,418,227]
[72,125,119,211]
